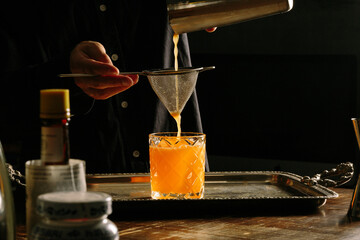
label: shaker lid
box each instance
[36,191,112,219]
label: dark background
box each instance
[2,0,359,181]
[187,0,360,177]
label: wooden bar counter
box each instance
[16,187,360,240]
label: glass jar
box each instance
[29,191,118,240]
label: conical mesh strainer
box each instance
[145,66,214,114]
[58,66,215,115]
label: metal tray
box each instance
[86,171,338,218]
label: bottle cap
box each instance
[36,191,113,220]
[40,89,70,119]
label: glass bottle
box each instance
[40,89,71,165]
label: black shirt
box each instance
[0,0,205,173]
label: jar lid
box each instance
[36,191,112,220]
[40,89,70,119]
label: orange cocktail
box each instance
[149,132,206,199]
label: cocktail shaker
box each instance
[167,0,294,34]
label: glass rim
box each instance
[149,132,205,137]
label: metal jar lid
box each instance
[36,191,112,220]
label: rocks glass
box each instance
[149,132,206,199]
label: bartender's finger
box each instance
[120,74,139,85]
[82,41,113,64]
[74,41,114,65]
[81,61,119,75]
[84,85,134,100]
[70,41,119,75]
[75,75,135,90]
[76,75,136,100]
[205,27,217,33]
[97,74,139,86]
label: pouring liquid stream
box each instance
[171,33,181,137]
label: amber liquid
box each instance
[171,112,181,137]
[150,136,206,199]
[172,33,181,137]
[150,35,206,199]
[173,33,179,72]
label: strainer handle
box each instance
[199,66,215,72]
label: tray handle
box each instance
[6,163,25,187]
[301,162,354,187]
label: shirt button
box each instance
[111,53,119,61]
[133,150,140,158]
[121,101,128,109]
[99,4,107,12]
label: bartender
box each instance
[0,1,210,173]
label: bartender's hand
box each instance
[70,41,138,100]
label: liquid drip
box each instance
[171,112,181,137]
[174,34,179,72]
[173,33,181,137]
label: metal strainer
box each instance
[58,66,215,114]
[145,66,214,114]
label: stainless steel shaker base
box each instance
[167,0,294,33]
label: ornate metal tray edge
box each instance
[86,170,340,202]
